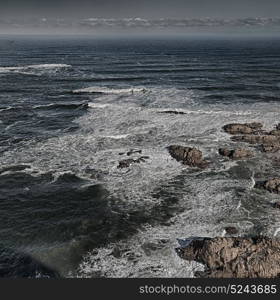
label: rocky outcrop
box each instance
[223,122,263,135]
[218,148,254,160]
[167,145,208,168]
[231,135,280,145]
[176,237,280,278]
[224,227,239,235]
[255,178,280,194]
[261,143,280,153]
[117,156,149,169]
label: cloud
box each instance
[1,17,280,33]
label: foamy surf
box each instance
[0,64,71,75]
[99,134,130,139]
[88,103,113,109]
[72,86,148,94]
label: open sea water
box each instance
[0,36,280,277]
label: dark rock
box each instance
[218,148,254,160]
[158,110,186,115]
[223,122,263,135]
[276,123,280,130]
[118,159,136,168]
[273,202,280,209]
[110,247,123,259]
[176,236,280,278]
[167,145,208,168]
[127,149,142,156]
[117,156,149,169]
[255,178,280,194]
[224,227,239,235]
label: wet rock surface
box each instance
[255,178,280,194]
[176,237,280,278]
[225,123,280,154]
[261,143,280,153]
[223,122,263,135]
[224,227,239,235]
[167,145,208,168]
[218,148,254,160]
[231,134,280,145]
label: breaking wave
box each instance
[0,64,71,76]
[72,86,148,94]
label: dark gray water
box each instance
[0,37,280,277]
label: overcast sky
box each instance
[1,0,280,19]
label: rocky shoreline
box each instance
[174,121,280,278]
[116,121,280,278]
[176,236,280,278]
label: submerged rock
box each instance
[167,145,208,168]
[218,148,254,160]
[127,149,142,156]
[255,178,280,194]
[175,237,280,278]
[158,110,186,115]
[117,156,149,169]
[223,122,263,135]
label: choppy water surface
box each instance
[0,37,280,277]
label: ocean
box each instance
[0,36,280,277]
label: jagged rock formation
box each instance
[231,134,280,145]
[167,145,208,168]
[218,148,254,159]
[223,122,263,135]
[261,143,280,153]
[255,178,280,194]
[176,237,280,278]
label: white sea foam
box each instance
[2,82,280,278]
[88,103,112,109]
[73,86,148,94]
[0,64,71,75]
[100,134,130,139]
